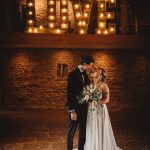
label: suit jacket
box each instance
[66,67,90,111]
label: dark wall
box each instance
[0,55,2,109]
[0,49,150,112]
[0,0,20,32]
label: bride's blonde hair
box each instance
[88,66,107,82]
[99,67,107,82]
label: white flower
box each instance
[83,87,86,92]
[84,95,90,101]
[86,91,89,94]
[94,84,97,90]
[86,85,90,90]
[89,83,93,89]
[90,89,94,94]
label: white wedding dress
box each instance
[84,102,121,150]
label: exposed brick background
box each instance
[0,49,150,111]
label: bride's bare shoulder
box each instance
[100,82,109,91]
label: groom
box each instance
[66,55,95,150]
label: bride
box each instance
[84,67,121,150]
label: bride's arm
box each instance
[100,83,110,104]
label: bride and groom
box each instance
[66,55,121,150]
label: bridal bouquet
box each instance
[77,83,103,104]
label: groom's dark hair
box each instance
[80,55,95,65]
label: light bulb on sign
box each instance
[107,13,111,18]
[99,22,105,28]
[79,29,85,34]
[34,28,38,33]
[74,4,79,9]
[28,2,33,7]
[56,29,61,34]
[83,13,88,18]
[28,11,33,15]
[76,12,81,18]
[97,30,102,34]
[100,13,104,18]
[28,20,33,24]
[110,27,114,32]
[48,15,55,20]
[61,23,67,29]
[39,25,43,30]
[28,28,33,33]
[62,16,67,21]
[49,23,54,28]
[49,0,55,5]
[110,0,115,3]
[49,8,54,12]
[61,8,67,13]
[104,30,108,35]
[85,4,90,9]
[62,1,67,5]
[100,3,104,8]
[82,21,86,26]
[78,21,82,26]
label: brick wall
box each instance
[1,49,150,111]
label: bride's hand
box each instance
[84,95,90,102]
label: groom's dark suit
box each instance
[66,67,90,150]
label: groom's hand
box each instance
[71,112,77,121]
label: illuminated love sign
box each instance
[26,0,116,34]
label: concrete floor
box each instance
[0,109,150,150]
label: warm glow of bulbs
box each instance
[104,30,108,34]
[56,29,61,34]
[110,0,115,3]
[62,16,67,21]
[49,15,55,20]
[28,20,33,24]
[34,28,38,33]
[79,29,85,34]
[62,1,67,5]
[85,4,90,9]
[28,2,33,7]
[82,21,86,26]
[100,3,104,8]
[99,22,105,28]
[49,0,55,5]
[61,8,67,13]
[28,28,33,33]
[97,30,102,34]
[78,21,82,26]
[26,0,115,35]
[49,23,54,28]
[28,11,33,15]
[39,25,43,30]
[61,23,67,29]
[74,4,79,9]
[100,13,104,18]
[76,12,81,18]
[83,13,88,18]
[78,21,86,26]
[49,8,54,12]
[107,13,111,18]
[110,27,114,32]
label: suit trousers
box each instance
[67,107,87,150]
